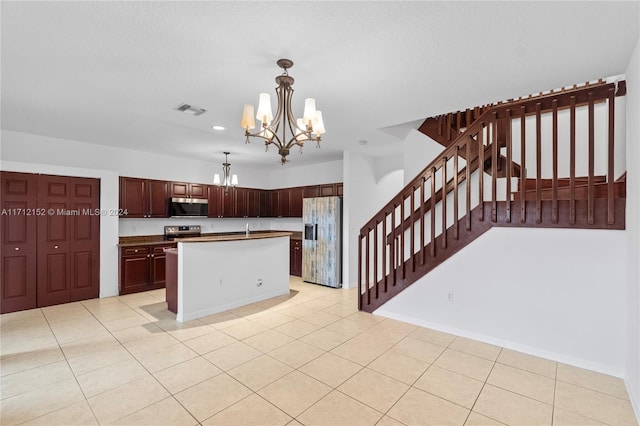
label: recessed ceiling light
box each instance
[212,125,225,131]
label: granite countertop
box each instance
[119,230,301,247]
[176,231,292,243]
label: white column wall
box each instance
[624,36,640,419]
[342,151,403,288]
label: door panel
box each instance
[69,177,100,301]
[1,172,37,313]
[37,175,71,307]
[72,251,93,290]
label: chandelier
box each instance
[213,152,238,192]
[241,59,326,165]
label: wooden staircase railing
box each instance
[358,80,626,313]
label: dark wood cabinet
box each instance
[289,187,304,217]
[170,182,207,199]
[1,172,100,314]
[244,188,266,218]
[268,190,281,217]
[119,177,169,218]
[303,185,320,198]
[119,243,175,295]
[290,239,302,276]
[121,176,343,220]
[208,185,223,218]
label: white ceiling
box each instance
[1,1,638,169]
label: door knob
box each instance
[54,245,59,249]
[14,247,19,251]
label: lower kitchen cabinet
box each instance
[119,243,175,295]
[290,239,302,277]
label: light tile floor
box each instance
[1,277,637,426]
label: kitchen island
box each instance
[165,232,291,322]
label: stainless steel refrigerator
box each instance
[302,196,342,288]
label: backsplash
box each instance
[118,217,303,236]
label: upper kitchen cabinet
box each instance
[119,177,169,218]
[170,182,207,199]
[289,187,304,217]
[303,185,320,198]
[320,183,344,197]
[244,188,267,218]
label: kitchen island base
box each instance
[166,234,290,322]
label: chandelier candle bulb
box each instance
[313,111,325,136]
[303,98,317,126]
[256,93,273,124]
[241,104,255,131]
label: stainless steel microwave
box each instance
[169,197,208,217]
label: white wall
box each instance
[269,159,343,189]
[342,151,403,289]
[377,227,628,375]
[402,129,445,186]
[1,130,272,187]
[625,36,640,419]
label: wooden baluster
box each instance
[466,108,471,130]
[390,205,396,286]
[441,157,447,249]
[520,106,526,223]
[607,88,615,224]
[456,111,462,135]
[535,103,542,224]
[365,231,370,304]
[438,115,443,136]
[570,97,576,224]
[410,189,415,273]
[588,92,595,224]
[358,233,363,310]
[430,169,436,256]
[552,99,559,224]
[373,223,378,300]
[447,113,452,141]
[505,109,512,223]
[466,137,472,230]
[478,128,485,221]
[400,197,405,278]
[420,179,425,265]
[454,146,459,239]
[382,214,387,292]
[491,113,498,222]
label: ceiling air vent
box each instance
[174,103,207,116]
